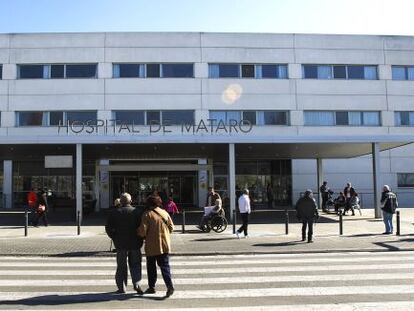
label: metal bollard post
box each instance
[182,210,186,234]
[339,213,343,235]
[24,210,28,237]
[77,210,81,236]
[233,209,236,234]
[396,211,400,236]
[285,209,289,235]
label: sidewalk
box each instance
[1,209,414,256]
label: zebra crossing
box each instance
[0,251,414,310]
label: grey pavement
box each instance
[1,209,414,256]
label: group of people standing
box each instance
[105,192,175,297]
[27,188,49,227]
[320,181,360,215]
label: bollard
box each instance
[339,213,343,235]
[396,211,400,236]
[24,210,28,237]
[77,210,81,236]
[182,210,186,234]
[285,209,289,235]
[233,209,236,234]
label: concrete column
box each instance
[76,144,83,221]
[316,158,323,209]
[99,159,110,210]
[229,144,236,221]
[3,160,12,209]
[372,143,382,218]
[198,159,208,208]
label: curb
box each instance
[1,247,414,257]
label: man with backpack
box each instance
[380,185,398,235]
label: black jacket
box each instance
[295,196,318,221]
[105,205,144,250]
[381,191,398,214]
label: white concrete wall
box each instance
[0,32,413,206]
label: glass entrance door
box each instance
[110,171,197,208]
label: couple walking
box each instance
[105,193,175,297]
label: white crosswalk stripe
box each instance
[0,251,414,310]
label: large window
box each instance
[113,63,193,78]
[303,65,378,80]
[18,64,97,79]
[17,111,97,126]
[304,111,381,126]
[209,110,289,125]
[395,111,414,126]
[209,64,288,79]
[398,173,414,187]
[392,66,414,80]
[113,110,194,125]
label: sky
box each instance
[1,0,414,35]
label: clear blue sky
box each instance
[1,0,413,35]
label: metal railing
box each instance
[0,210,31,237]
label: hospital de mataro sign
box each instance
[57,119,253,135]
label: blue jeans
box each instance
[383,211,393,233]
[146,254,173,289]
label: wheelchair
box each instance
[199,209,228,233]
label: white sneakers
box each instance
[236,232,240,239]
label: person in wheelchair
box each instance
[343,192,360,216]
[198,198,223,230]
[334,192,346,214]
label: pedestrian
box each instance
[138,194,175,297]
[105,192,144,294]
[165,195,179,217]
[32,190,48,227]
[319,181,330,212]
[343,182,356,215]
[236,189,251,239]
[266,184,273,209]
[380,185,398,234]
[295,189,319,243]
[27,188,38,224]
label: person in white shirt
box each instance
[236,189,251,238]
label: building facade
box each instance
[0,32,413,219]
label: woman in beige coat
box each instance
[137,195,175,297]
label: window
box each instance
[303,65,378,80]
[241,65,255,78]
[18,65,45,79]
[66,111,97,123]
[113,64,144,78]
[147,111,160,124]
[304,111,380,126]
[162,110,194,125]
[398,173,414,187]
[392,66,414,80]
[146,64,160,78]
[162,64,193,78]
[0,65,2,80]
[395,111,414,126]
[114,111,145,125]
[65,64,96,78]
[242,111,256,125]
[209,111,241,124]
[49,111,64,126]
[209,64,288,79]
[257,111,288,125]
[17,112,45,126]
[18,64,97,79]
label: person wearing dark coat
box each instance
[380,185,398,234]
[105,192,144,294]
[295,189,319,243]
[32,190,48,227]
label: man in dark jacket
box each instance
[295,189,319,243]
[105,192,144,294]
[380,185,398,234]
